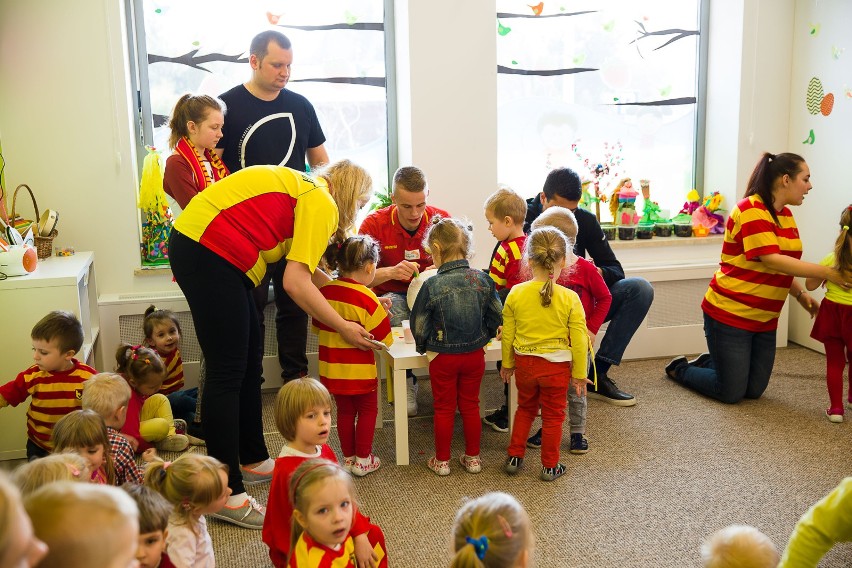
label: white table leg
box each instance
[374,352,383,429]
[393,367,409,465]
[508,375,518,438]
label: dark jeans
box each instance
[596,277,655,367]
[167,387,198,424]
[26,439,49,461]
[675,312,776,404]
[251,258,309,380]
[170,231,270,494]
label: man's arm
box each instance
[573,209,625,287]
[306,144,329,170]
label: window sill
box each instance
[134,265,173,277]
[609,234,723,250]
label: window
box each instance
[496,0,706,221]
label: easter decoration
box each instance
[571,139,624,222]
[672,189,701,237]
[137,146,173,266]
[691,191,726,236]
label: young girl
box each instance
[144,454,230,568]
[313,235,392,476]
[163,94,229,211]
[450,491,533,568]
[115,344,188,453]
[0,471,48,568]
[287,458,387,568]
[51,409,116,485]
[142,305,201,436]
[410,216,503,476]
[500,227,589,482]
[13,452,90,497]
[263,378,387,568]
[806,205,852,422]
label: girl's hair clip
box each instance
[496,515,513,538]
[69,467,81,478]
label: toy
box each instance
[609,178,640,226]
[692,191,726,235]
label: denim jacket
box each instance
[410,259,503,354]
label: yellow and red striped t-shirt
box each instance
[159,348,184,395]
[702,195,802,332]
[489,235,527,290]
[0,360,97,451]
[313,278,393,395]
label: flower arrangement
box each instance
[571,140,625,221]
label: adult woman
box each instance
[169,160,375,529]
[0,471,48,568]
[666,152,850,403]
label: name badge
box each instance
[404,249,421,261]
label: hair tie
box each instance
[465,536,488,560]
[843,225,849,231]
[767,153,775,162]
[163,461,172,470]
[496,515,513,538]
[69,467,81,478]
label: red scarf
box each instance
[174,137,230,193]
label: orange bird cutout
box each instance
[529,2,544,15]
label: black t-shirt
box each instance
[218,85,326,173]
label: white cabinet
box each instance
[0,252,99,460]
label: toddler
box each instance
[115,343,189,453]
[13,452,89,497]
[450,491,533,568]
[410,216,503,476]
[0,471,48,568]
[501,227,589,481]
[145,454,230,568]
[701,525,779,568]
[264,377,385,567]
[51,408,116,484]
[287,458,387,568]
[779,476,852,566]
[313,234,392,476]
[805,205,852,422]
[122,482,177,568]
[0,310,97,459]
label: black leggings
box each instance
[169,231,269,494]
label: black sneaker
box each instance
[588,376,636,407]
[665,356,688,381]
[504,455,524,475]
[540,463,567,481]
[483,405,509,433]
[526,428,542,449]
[688,352,712,368]
[569,433,589,454]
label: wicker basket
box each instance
[35,230,58,260]
[11,184,56,259]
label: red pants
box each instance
[429,351,485,461]
[508,354,570,468]
[334,391,378,458]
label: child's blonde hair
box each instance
[13,452,89,497]
[23,481,139,568]
[167,93,226,150]
[115,343,166,390]
[484,186,527,226]
[832,205,852,274]
[524,227,569,307]
[0,471,27,562]
[700,525,779,568]
[451,492,532,568]
[144,454,227,529]
[423,215,475,261]
[288,459,355,558]
[274,377,333,442]
[122,483,172,534]
[51,409,116,485]
[81,372,131,418]
[143,304,183,345]
[530,206,579,243]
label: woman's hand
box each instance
[824,267,851,290]
[797,290,820,318]
[352,533,378,568]
[339,320,379,351]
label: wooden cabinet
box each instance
[0,252,99,460]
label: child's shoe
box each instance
[569,433,589,454]
[847,400,852,411]
[154,433,189,452]
[826,409,844,423]
[540,463,567,481]
[482,405,509,433]
[459,454,482,474]
[210,495,265,530]
[352,454,381,477]
[526,428,542,449]
[343,456,356,472]
[173,419,205,446]
[504,455,524,475]
[427,456,450,476]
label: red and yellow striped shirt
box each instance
[489,235,527,290]
[0,360,97,451]
[313,279,392,395]
[702,195,802,332]
[159,349,184,395]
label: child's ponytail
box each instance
[524,227,568,307]
[142,304,182,344]
[833,205,852,274]
[143,454,227,532]
[167,93,227,150]
[115,343,165,386]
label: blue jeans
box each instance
[597,277,654,366]
[382,292,410,327]
[167,387,198,424]
[675,312,776,404]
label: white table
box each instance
[377,329,515,465]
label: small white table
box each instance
[377,329,515,465]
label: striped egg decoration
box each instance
[806,77,824,115]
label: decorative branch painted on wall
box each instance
[609,97,697,106]
[274,22,383,31]
[497,65,598,76]
[148,50,247,72]
[630,21,699,51]
[496,10,597,19]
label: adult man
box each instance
[531,167,653,405]
[359,166,450,415]
[217,30,328,383]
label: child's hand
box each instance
[378,296,393,313]
[353,533,379,568]
[571,377,593,397]
[500,366,515,384]
[495,326,503,341]
[587,331,596,345]
[119,433,139,452]
[142,448,160,463]
[797,291,820,318]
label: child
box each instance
[313,235,393,476]
[287,458,387,568]
[81,372,145,484]
[163,94,229,211]
[701,525,779,568]
[805,205,852,422]
[23,481,139,568]
[0,471,49,568]
[144,454,230,568]
[482,186,528,434]
[0,311,97,459]
[525,206,611,453]
[410,216,503,476]
[501,227,589,481]
[450,491,532,568]
[13,452,90,497]
[115,344,189,453]
[263,378,387,567]
[122,482,177,568]
[778,476,852,566]
[51,408,116,485]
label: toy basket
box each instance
[11,184,57,259]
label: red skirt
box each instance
[810,298,852,346]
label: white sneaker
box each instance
[343,456,355,472]
[407,376,419,417]
[351,454,381,477]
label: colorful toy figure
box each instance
[692,191,726,235]
[137,147,174,266]
[610,178,640,226]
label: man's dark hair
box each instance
[250,30,292,61]
[542,167,582,202]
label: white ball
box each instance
[406,268,439,310]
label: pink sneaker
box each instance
[459,454,482,474]
[343,456,355,472]
[351,454,381,477]
[427,456,450,476]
